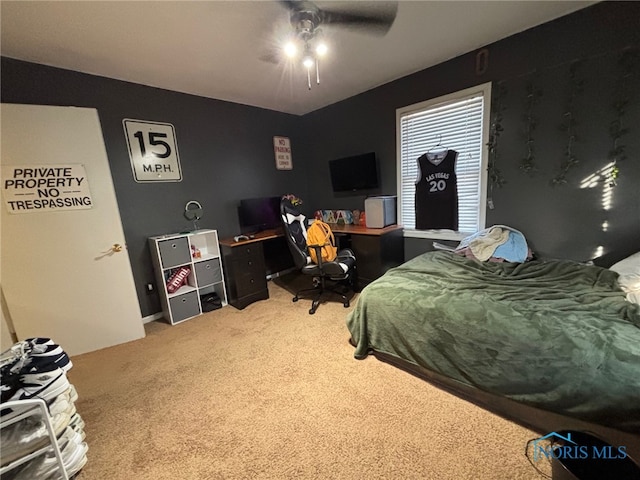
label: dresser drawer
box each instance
[231,253,265,273]
[231,242,264,259]
[235,271,268,297]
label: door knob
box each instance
[111,243,123,253]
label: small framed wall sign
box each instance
[273,136,293,170]
[123,119,183,182]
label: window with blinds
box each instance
[396,82,491,240]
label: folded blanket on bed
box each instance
[456,225,529,262]
[493,230,529,262]
[470,227,509,260]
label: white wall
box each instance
[1,218,18,351]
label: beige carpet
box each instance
[69,278,544,479]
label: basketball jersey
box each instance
[415,149,459,230]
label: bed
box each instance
[346,249,640,460]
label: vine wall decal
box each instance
[486,81,507,207]
[551,61,585,186]
[607,48,639,187]
[520,81,543,175]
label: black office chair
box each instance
[280,195,356,314]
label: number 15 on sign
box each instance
[123,119,183,182]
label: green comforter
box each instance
[346,251,640,431]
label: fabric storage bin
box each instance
[158,237,191,268]
[168,291,200,323]
[194,259,222,287]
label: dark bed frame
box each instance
[371,350,640,464]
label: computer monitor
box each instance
[237,196,282,234]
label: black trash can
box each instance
[551,431,640,480]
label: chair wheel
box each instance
[309,308,316,314]
[292,296,299,302]
[344,301,350,308]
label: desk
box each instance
[220,224,404,308]
[331,224,404,289]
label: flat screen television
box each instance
[237,196,282,234]
[329,152,379,193]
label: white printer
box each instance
[364,195,397,228]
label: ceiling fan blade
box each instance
[279,1,317,13]
[279,1,398,35]
[317,3,398,35]
[259,52,281,64]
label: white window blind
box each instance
[396,83,491,239]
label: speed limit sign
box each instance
[123,119,183,182]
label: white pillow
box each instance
[610,251,640,305]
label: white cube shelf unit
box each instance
[149,229,227,324]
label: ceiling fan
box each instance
[265,1,399,89]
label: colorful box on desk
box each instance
[365,196,397,228]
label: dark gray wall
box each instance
[300,1,640,265]
[2,1,639,319]
[0,59,307,316]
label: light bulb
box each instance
[315,43,328,56]
[284,41,297,58]
[302,56,314,69]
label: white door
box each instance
[1,104,145,356]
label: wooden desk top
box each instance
[220,224,403,247]
[219,228,284,247]
[330,224,403,236]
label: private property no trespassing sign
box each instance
[2,164,93,214]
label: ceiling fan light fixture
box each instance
[276,0,398,92]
